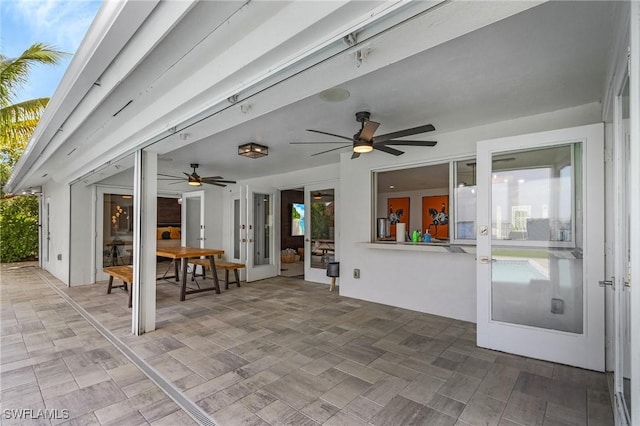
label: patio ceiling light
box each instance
[238,142,268,158]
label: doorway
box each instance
[280,189,305,278]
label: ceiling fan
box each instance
[158,163,236,187]
[291,111,437,159]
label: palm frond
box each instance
[0,43,68,107]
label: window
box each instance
[374,159,476,243]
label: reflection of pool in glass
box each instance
[492,260,546,283]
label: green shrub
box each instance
[0,195,39,262]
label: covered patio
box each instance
[2,262,614,425]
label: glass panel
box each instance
[253,193,271,265]
[455,160,476,240]
[375,163,449,242]
[233,199,240,259]
[103,194,133,266]
[310,189,335,269]
[491,144,584,334]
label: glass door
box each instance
[477,124,605,370]
[613,76,631,423]
[304,183,337,284]
[244,185,280,282]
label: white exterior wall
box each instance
[339,102,602,323]
[69,183,94,286]
[42,181,71,284]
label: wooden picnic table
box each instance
[156,246,224,301]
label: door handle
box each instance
[599,278,614,288]
[305,238,310,242]
[249,239,254,243]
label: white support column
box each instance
[630,3,639,425]
[132,150,157,335]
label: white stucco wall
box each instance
[339,102,603,323]
[69,183,94,286]
[42,181,71,284]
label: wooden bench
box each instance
[190,259,244,289]
[104,266,134,308]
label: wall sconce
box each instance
[238,142,268,158]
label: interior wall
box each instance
[378,188,449,234]
[42,181,71,284]
[281,190,304,252]
[339,102,602,323]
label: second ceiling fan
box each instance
[158,164,236,187]
[291,111,437,159]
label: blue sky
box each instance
[1,0,102,103]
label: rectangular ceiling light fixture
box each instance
[238,142,268,158]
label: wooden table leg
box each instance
[209,256,221,294]
[180,258,188,301]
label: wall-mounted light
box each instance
[238,143,268,158]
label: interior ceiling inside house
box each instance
[92,1,619,190]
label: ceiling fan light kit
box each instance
[238,142,268,158]
[291,111,437,159]
[353,140,374,153]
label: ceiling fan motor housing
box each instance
[355,111,371,123]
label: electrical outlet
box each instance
[353,269,360,279]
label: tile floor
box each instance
[2,262,614,425]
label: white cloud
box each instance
[10,0,101,52]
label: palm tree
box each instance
[1,43,66,166]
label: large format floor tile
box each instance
[1,262,614,425]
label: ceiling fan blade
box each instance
[183,172,192,178]
[290,141,350,145]
[306,129,353,142]
[202,179,236,184]
[372,124,435,143]
[311,145,351,156]
[167,181,186,186]
[374,145,404,156]
[158,173,182,179]
[376,140,437,147]
[351,152,361,159]
[201,176,223,180]
[359,121,380,142]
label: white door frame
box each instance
[476,123,605,371]
[612,72,631,424]
[628,3,639,423]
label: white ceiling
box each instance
[101,1,620,189]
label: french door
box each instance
[476,124,604,370]
[304,182,338,284]
[242,185,280,282]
